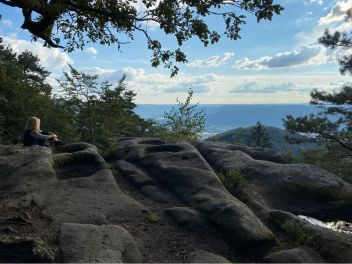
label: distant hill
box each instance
[207,126,320,156]
[135,104,321,134]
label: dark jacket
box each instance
[23,130,49,146]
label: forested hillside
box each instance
[208,126,319,156]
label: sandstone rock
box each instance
[0,145,57,199]
[164,207,209,229]
[54,143,107,180]
[199,141,286,163]
[114,160,154,187]
[196,141,352,221]
[33,169,146,225]
[269,210,352,262]
[188,249,231,263]
[60,223,142,263]
[263,247,324,263]
[110,138,274,248]
[140,184,172,203]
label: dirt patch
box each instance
[112,168,244,263]
[0,201,61,262]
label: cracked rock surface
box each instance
[1,139,352,263]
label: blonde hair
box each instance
[25,117,41,131]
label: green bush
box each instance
[218,169,246,194]
[147,213,161,223]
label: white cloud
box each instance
[229,81,311,93]
[84,47,98,55]
[319,0,352,25]
[233,45,331,70]
[304,0,323,5]
[2,36,73,70]
[189,52,234,68]
[80,67,118,79]
[1,19,13,27]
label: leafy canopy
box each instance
[0,0,283,76]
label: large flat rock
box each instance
[196,141,352,221]
[110,138,274,248]
[60,223,142,263]
[33,169,146,225]
[0,145,57,199]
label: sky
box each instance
[0,0,351,104]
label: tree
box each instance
[250,121,272,148]
[0,40,60,144]
[58,65,100,144]
[58,66,150,148]
[163,88,205,141]
[0,1,283,76]
[284,10,352,159]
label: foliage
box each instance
[58,65,101,144]
[250,121,272,148]
[58,66,151,148]
[218,169,246,194]
[284,10,352,160]
[0,41,155,149]
[0,40,67,144]
[0,1,282,76]
[209,125,319,156]
[147,213,161,223]
[300,146,352,184]
[282,221,318,246]
[163,88,205,142]
[319,9,352,76]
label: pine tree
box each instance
[284,10,352,158]
[250,122,272,149]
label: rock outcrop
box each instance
[1,138,352,263]
[0,143,144,262]
[270,210,352,263]
[111,138,274,249]
[60,223,142,263]
[263,247,324,263]
[196,141,352,221]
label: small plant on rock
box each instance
[282,222,318,246]
[218,169,247,194]
[147,213,161,223]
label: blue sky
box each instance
[0,0,351,103]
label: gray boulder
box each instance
[33,168,146,225]
[164,207,209,229]
[114,160,154,187]
[140,184,172,203]
[196,141,352,221]
[188,249,231,263]
[263,247,324,263]
[60,223,142,263]
[110,138,274,248]
[53,142,107,180]
[0,145,57,199]
[269,210,352,263]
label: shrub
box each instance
[218,169,246,194]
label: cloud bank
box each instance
[189,52,234,68]
[233,45,330,70]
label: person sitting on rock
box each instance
[23,116,63,146]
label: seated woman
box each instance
[23,117,62,146]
